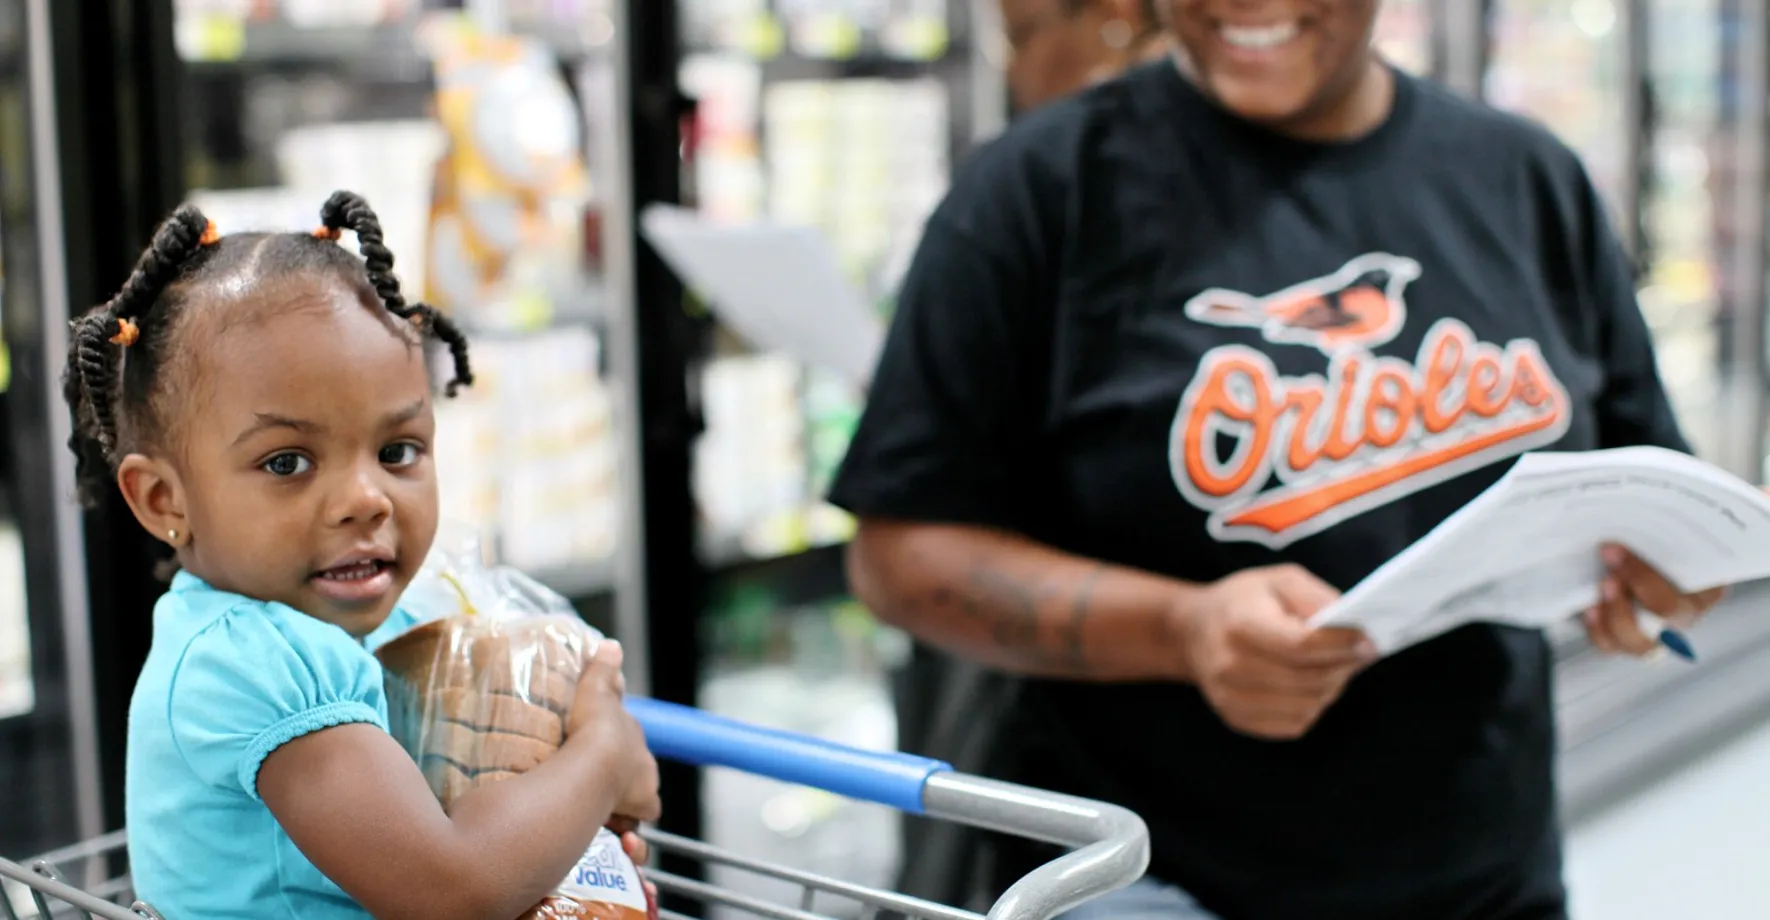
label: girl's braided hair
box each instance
[62,190,473,507]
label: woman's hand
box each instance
[1582,543,1728,657]
[1178,564,1379,740]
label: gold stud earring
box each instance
[168,529,179,544]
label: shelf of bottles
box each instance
[679,0,966,571]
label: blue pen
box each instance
[1635,609,1697,662]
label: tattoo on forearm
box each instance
[966,568,1049,653]
[1067,565,1106,668]
[924,562,1108,672]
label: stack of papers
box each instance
[1310,447,1770,654]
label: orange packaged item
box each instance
[379,531,657,920]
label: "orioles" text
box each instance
[1169,318,1572,544]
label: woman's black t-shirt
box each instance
[828,61,1686,920]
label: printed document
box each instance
[638,204,886,390]
[1309,447,1770,653]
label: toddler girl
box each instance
[63,192,660,920]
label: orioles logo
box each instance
[1170,253,1572,549]
[1184,252,1422,353]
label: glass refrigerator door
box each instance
[1485,0,1635,234]
[673,0,990,909]
[0,0,101,864]
[1641,0,1728,464]
[678,0,958,567]
[172,1,628,614]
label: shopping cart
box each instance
[0,697,1149,920]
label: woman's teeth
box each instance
[1221,21,1300,50]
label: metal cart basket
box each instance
[0,697,1149,920]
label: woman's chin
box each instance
[1207,78,1318,127]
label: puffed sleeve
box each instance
[167,603,389,801]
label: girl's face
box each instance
[131,277,440,637]
[1160,0,1381,131]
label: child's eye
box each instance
[262,453,311,477]
[380,442,422,467]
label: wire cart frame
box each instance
[0,698,1150,919]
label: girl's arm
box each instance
[259,646,658,920]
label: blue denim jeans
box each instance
[1060,876,1222,920]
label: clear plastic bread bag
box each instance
[378,527,656,920]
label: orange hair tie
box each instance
[109,317,140,347]
[313,226,342,241]
[199,220,221,246]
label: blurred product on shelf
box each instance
[680,55,767,222]
[1485,0,1630,225]
[436,327,621,575]
[685,0,949,61]
[1641,0,1725,461]
[687,352,863,563]
[764,77,949,293]
[423,20,595,331]
[681,0,770,55]
[681,61,950,301]
[282,120,450,292]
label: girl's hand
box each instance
[567,642,663,823]
[617,828,661,920]
[617,828,649,865]
[258,638,662,920]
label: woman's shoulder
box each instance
[954,66,1150,185]
[1403,73,1588,176]
[931,74,1147,255]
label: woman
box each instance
[1001,0,1167,110]
[831,2,1729,919]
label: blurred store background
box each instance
[1,0,1769,917]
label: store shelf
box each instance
[530,541,850,608]
[707,541,849,610]
[180,18,606,75]
[182,21,429,75]
[454,286,610,341]
[747,50,962,82]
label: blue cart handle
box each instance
[626,696,952,814]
